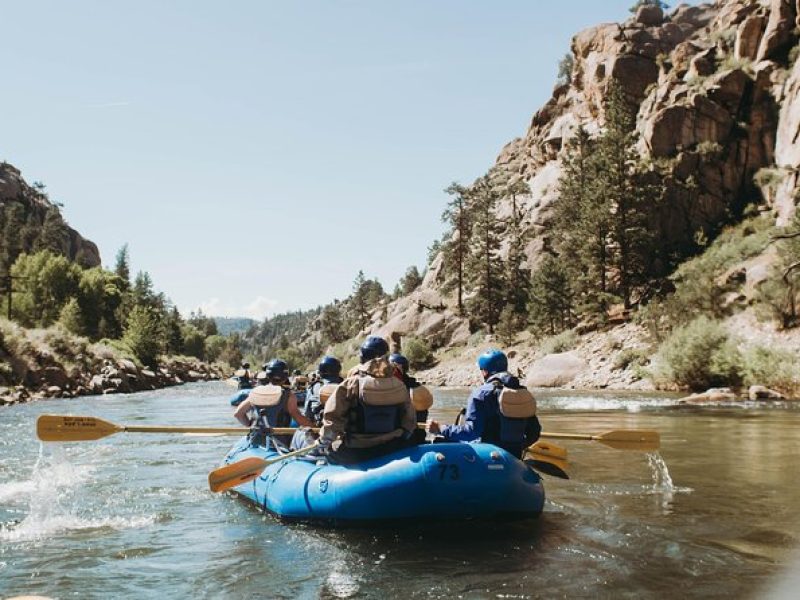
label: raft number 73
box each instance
[438,464,460,481]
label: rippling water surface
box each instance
[2,383,800,599]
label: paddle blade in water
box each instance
[529,440,568,460]
[208,457,268,493]
[37,415,122,442]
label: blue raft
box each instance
[222,437,545,525]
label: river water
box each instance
[1,383,799,599]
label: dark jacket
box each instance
[439,372,540,459]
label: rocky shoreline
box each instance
[0,356,224,406]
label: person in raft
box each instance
[289,355,345,451]
[389,353,434,424]
[233,358,313,448]
[234,362,253,390]
[318,335,418,463]
[427,349,541,459]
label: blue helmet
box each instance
[318,355,342,377]
[389,353,409,374]
[265,359,289,382]
[477,349,507,375]
[359,336,389,362]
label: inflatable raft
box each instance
[221,437,545,525]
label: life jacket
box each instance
[247,384,292,429]
[234,368,252,390]
[352,371,409,435]
[483,373,537,451]
[305,378,341,426]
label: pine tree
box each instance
[441,182,473,314]
[528,254,575,335]
[350,270,371,331]
[554,126,611,314]
[115,244,131,289]
[400,265,423,295]
[596,83,656,309]
[465,175,505,333]
[320,303,346,343]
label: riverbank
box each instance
[0,319,225,406]
[416,310,800,400]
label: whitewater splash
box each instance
[0,444,156,543]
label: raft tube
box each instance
[222,437,545,526]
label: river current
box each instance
[1,383,799,599]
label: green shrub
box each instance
[122,306,164,367]
[540,329,578,354]
[613,347,649,370]
[741,346,799,393]
[404,337,433,369]
[655,316,742,390]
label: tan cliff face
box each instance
[354,0,800,356]
[0,162,101,268]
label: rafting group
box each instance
[35,335,659,526]
[225,335,540,465]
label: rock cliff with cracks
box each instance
[353,0,800,388]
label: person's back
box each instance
[305,356,343,427]
[428,349,540,459]
[320,336,417,461]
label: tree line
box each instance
[435,83,688,340]
[6,245,241,368]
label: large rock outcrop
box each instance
[322,1,800,377]
[0,162,101,268]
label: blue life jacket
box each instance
[229,389,251,407]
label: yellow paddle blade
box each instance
[596,429,660,451]
[524,448,569,479]
[208,442,321,493]
[529,440,568,460]
[37,415,122,442]
[208,456,268,493]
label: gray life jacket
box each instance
[247,384,291,429]
[352,372,409,435]
[485,373,537,448]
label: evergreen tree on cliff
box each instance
[114,244,131,290]
[554,126,611,313]
[465,175,505,333]
[441,182,473,314]
[596,83,657,309]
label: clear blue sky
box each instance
[0,1,690,319]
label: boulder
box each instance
[46,385,62,398]
[42,366,70,388]
[679,388,737,403]
[756,0,797,61]
[734,15,766,61]
[526,352,587,387]
[117,359,139,374]
[748,385,785,400]
[635,4,664,27]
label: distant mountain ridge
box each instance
[213,317,257,336]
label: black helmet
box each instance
[318,355,342,377]
[360,336,389,362]
[242,362,250,369]
[265,359,289,382]
[389,353,409,374]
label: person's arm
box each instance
[233,398,253,427]
[439,393,486,442]
[287,392,313,428]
